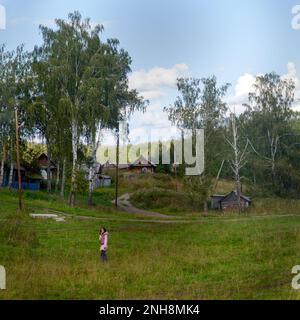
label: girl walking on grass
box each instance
[99,227,109,262]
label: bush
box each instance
[23,190,58,201]
[75,170,89,194]
[131,187,197,212]
[120,173,176,191]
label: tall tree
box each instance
[39,12,107,206]
[29,45,63,193]
[35,12,146,205]
[0,45,31,191]
[224,113,249,212]
[0,46,15,188]
[164,76,230,210]
[243,72,295,193]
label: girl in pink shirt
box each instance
[99,227,108,262]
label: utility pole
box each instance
[174,163,178,192]
[115,124,120,207]
[15,107,24,211]
[173,152,178,192]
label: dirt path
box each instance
[113,193,173,218]
[30,207,300,225]
[28,194,300,225]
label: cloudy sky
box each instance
[1,0,300,144]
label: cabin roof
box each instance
[37,153,57,169]
[130,155,157,167]
[101,155,156,169]
[211,191,251,203]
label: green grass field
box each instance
[1,187,300,299]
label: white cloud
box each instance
[126,63,190,142]
[101,101,179,146]
[136,104,170,128]
[281,62,300,109]
[128,126,180,144]
[225,73,256,114]
[104,62,300,147]
[235,73,256,97]
[282,62,299,86]
[113,99,181,144]
[226,63,300,114]
[129,63,189,101]
[139,90,166,100]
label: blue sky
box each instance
[1,0,300,144]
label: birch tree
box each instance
[224,113,249,212]
[39,12,106,206]
[243,72,295,191]
[0,45,31,189]
[0,46,14,187]
[164,76,230,211]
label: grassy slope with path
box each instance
[1,187,300,299]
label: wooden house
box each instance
[2,163,42,190]
[1,153,58,191]
[100,160,130,172]
[2,163,25,188]
[129,155,156,173]
[100,155,156,174]
[211,195,225,209]
[211,191,251,211]
[37,153,57,179]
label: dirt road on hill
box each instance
[114,193,173,218]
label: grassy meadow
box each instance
[1,180,300,299]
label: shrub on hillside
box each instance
[131,187,197,212]
[120,173,175,191]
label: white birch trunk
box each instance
[60,158,66,198]
[46,140,52,193]
[87,124,103,205]
[55,162,60,192]
[8,161,14,189]
[87,139,97,205]
[225,114,249,213]
[232,115,241,212]
[88,165,94,205]
[268,131,279,184]
[0,145,6,188]
[69,119,78,206]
